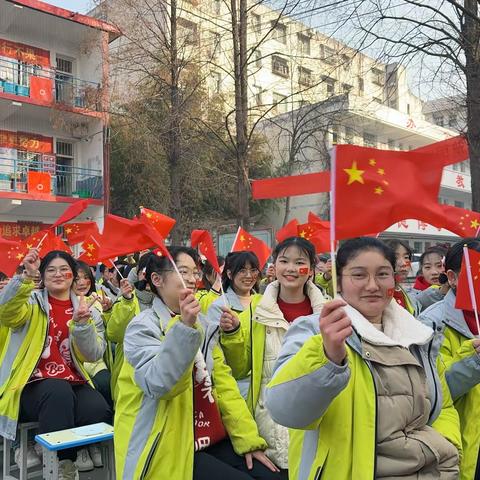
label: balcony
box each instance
[0,157,103,199]
[0,57,103,113]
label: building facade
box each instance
[0,0,119,242]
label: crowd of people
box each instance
[0,234,479,480]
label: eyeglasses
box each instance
[158,269,202,281]
[342,271,394,287]
[45,267,73,277]
[237,268,260,277]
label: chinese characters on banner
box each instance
[0,38,50,67]
[456,174,465,188]
[0,222,49,241]
[0,129,54,154]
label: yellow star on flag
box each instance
[369,159,376,166]
[65,228,72,234]
[377,168,385,175]
[240,235,245,242]
[16,253,24,260]
[344,161,365,185]
[87,243,95,251]
[374,186,384,195]
[299,230,306,238]
[471,219,480,230]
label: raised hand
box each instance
[219,307,240,332]
[120,278,134,300]
[73,294,95,324]
[23,248,40,278]
[179,289,200,327]
[319,299,352,365]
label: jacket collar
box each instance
[343,296,433,348]
[442,290,474,339]
[35,288,80,315]
[255,280,325,325]
[152,296,177,331]
[225,287,244,311]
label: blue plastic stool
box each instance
[35,422,115,480]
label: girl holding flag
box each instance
[0,249,111,480]
[265,237,460,479]
[114,246,282,479]
[219,236,324,472]
[419,238,480,480]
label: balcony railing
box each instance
[0,57,102,112]
[0,157,103,199]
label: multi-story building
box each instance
[94,0,470,252]
[0,0,119,243]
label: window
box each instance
[331,128,338,145]
[345,127,354,144]
[323,76,335,96]
[178,18,199,45]
[433,113,444,127]
[373,97,382,104]
[342,83,352,94]
[387,139,395,150]
[454,200,465,208]
[407,103,411,115]
[414,242,422,253]
[371,67,384,86]
[448,115,457,128]
[210,72,221,93]
[358,77,364,95]
[271,21,287,44]
[398,143,404,151]
[320,45,335,64]
[363,132,377,148]
[213,0,221,14]
[272,92,287,114]
[251,13,261,32]
[297,33,310,55]
[253,85,263,106]
[255,50,262,68]
[298,67,313,86]
[56,140,74,196]
[341,53,350,67]
[55,57,74,104]
[209,32,221,59]
[272,55,289,77]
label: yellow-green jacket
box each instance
[420,289,480,480]
[114,296,267,480]
[106,294,140,403]
[0,275,107,440]
[196,288,221,315]
[266,302,462,480]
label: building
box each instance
[0,0,119,244]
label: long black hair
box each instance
[222,251,261,293]
[39,250,78,282]
[75,260,96,296]
[272,236,316,267]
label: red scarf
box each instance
[462,310,479,336]
[413,276,432,291]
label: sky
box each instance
[46,0,92,13]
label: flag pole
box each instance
[111,261,124,279]
[329,147,338,297]
[476,225,480,238]
[219,274,230,309]
[463,245,480,336]
[36,232,49,251]
[230,226,241,253]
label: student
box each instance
[419,238,480,480]
[0,249,111,480]
[265,237,461,479]
[219,237,324,471]
[114,246,282,480]
[197,256,226,314]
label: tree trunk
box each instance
[168,0,183,243]
[463,0,480,212]
[231,0,250,229]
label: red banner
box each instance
[0,222,49,240]
[28,171,51,196]
[30,76,53,104]
[0,38,50,67]
[0,129,53,154]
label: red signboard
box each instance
[0,221,49,240]
[30,76,53,104]
[0,38,50,67]
[0,129,53,154]
[28,171,51,196]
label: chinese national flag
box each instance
[22,229,71,258]
[191,230,220,274]
[307,212,330,228]
[275,219,299,243]
[417,204,480,238]
[78,235,100,266]
[29,76,53,104]
[140,207,176,238]
[231,227,271,269]
[335,145,444,240]
[0,237,27,276]
[455,248,480,319]
[28,171,51,196]
[51,199,91,229]
[64,221,99,245]
[297,222,330,253]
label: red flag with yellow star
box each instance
[64,222,99,245]
[0,237,27,276]
[275,219,299,243]
[191,230,220,274]
[78,234,101,266]
[335,145,445,240]
[140,207,176,238]
[21,229,71,258]
[297,222,330,253]
[455,248,480,314]
[231,227,271,269]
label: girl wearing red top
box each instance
[7,249,111,480]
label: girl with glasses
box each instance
[114,246,282,480]
[219,237,325,476]
[419,238,480,480]
[0,249,111,480]
[266,237,460,479]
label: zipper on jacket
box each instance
[313,452,329,480]
[139,432,161,480]
[426,334,439,418]
[249,302,255,415]
[365,360,378,480]
[203,326,219,359]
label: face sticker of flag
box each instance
[298,267,310,275]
